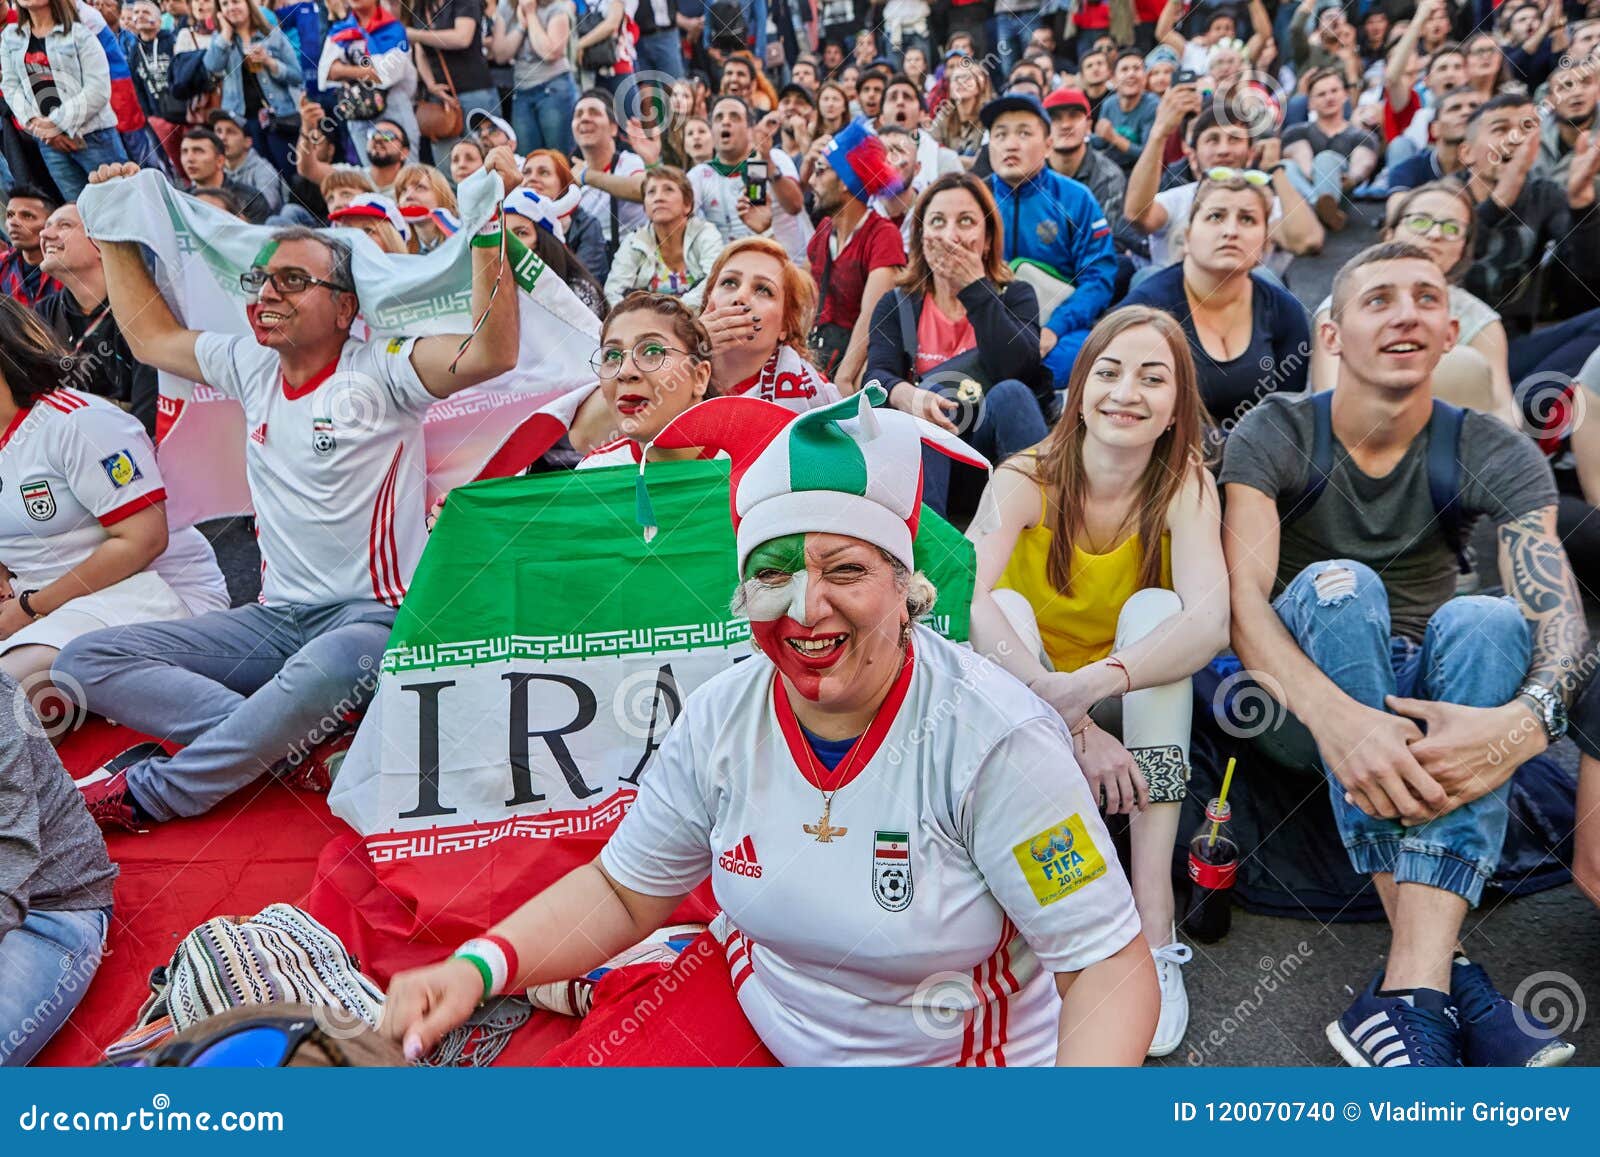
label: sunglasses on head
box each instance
[1205,166,1272,186]
[111,1016,332,1068]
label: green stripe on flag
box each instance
[788,405,867,497]
[876,831,909,842]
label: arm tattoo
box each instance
[1497,507,1591,704]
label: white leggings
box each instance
[993,586,1193,802]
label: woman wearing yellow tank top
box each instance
[968,306,1231,1061]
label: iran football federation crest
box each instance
[312,417,337,456]
[20,480,56,521]
[872,830,913,912]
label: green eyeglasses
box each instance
[1205,166,1272,186]
[1401,213,1464,239]
[591,341,692,377]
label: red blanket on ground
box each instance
[37,722,578,1067]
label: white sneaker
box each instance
[1147,940,1194,1058]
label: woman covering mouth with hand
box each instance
[382,390,1158,1067]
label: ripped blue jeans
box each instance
[1274,560,1530,906]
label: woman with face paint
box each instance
[967,306,1231,1062]
[383,391,1158,1067]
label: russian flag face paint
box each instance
[742,533,842,701]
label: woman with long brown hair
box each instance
[967,305,1231,1063]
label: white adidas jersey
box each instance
[0,389,169,587]
[602,627,1141,1066]
[194,332,437,607]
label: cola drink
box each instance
[1180,799,1238,943]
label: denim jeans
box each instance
[1274,559,1531,906]
[1287,149,1350,205]
[56,600,396,822]
[988,12,1039,85]
[512,73,578,157]
[633,27,685,76]
[39,127,129,203]
[0,908,108,1067]
[919,378,1049,515]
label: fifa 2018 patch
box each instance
[99,449,143,489]
[1012,814,1106,907]
[20,479,56,521]
[386,337,406,355]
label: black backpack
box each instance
[708,0,749,49]
[1277,390,1472,575]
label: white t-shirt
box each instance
[0,389,170,588]
[1149,181,1289,276]
[154,527,230,617]
[689,149,803,249]
[194,332,437,608]
[579,149,648,240]
[601,628,1142,1067]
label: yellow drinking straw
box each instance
[1208,757,1237,850]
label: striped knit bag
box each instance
[154,904,385,1033]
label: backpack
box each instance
[708,0,749,49]
[575,0,619,70]
[1277,390,1471,575]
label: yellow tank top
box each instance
[996,486,1173,674]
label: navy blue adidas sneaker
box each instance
[1452,957,1575,1067]
[1326,970,1463,1067]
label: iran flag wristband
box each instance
[471,211,504,248]
[454,935,520,1001]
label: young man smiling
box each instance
[1221,242,1586,1068]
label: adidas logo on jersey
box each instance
[250,423,268,445]
[719,835,763,879]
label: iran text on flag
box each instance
[75,168,598,530]
[309,459,976,981]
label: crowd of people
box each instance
[4,0,1600,1070]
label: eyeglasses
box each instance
[369,129,401,142]
[1401,212,1465,239]
[591,341,693,377]
[111,1016,328,1068]
[1467,43,1500,56]
[1205,167,1272,186]
[240,267,351,297]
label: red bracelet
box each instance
[1104,655,1131,695]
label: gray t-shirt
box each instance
[500,0,574,91]
[0,677,118,939]
[1220,390,1557,639]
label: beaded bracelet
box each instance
[454,934,521,1002]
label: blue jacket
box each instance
[986,166,1116,340]
[203,27,303,120]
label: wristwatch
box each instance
[1515,681,1568,742]
[17,589,41,620]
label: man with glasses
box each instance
[59,162,521,832]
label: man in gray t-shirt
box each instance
[1221,242,1587,1068]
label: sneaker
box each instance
[1452,957,1575,1067]
[1315,193,1347,231]
[1326,971,1463,1066]
[1147,940,1194,1057]
[78,769,146,833]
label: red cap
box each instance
[1043,88,1091,115]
